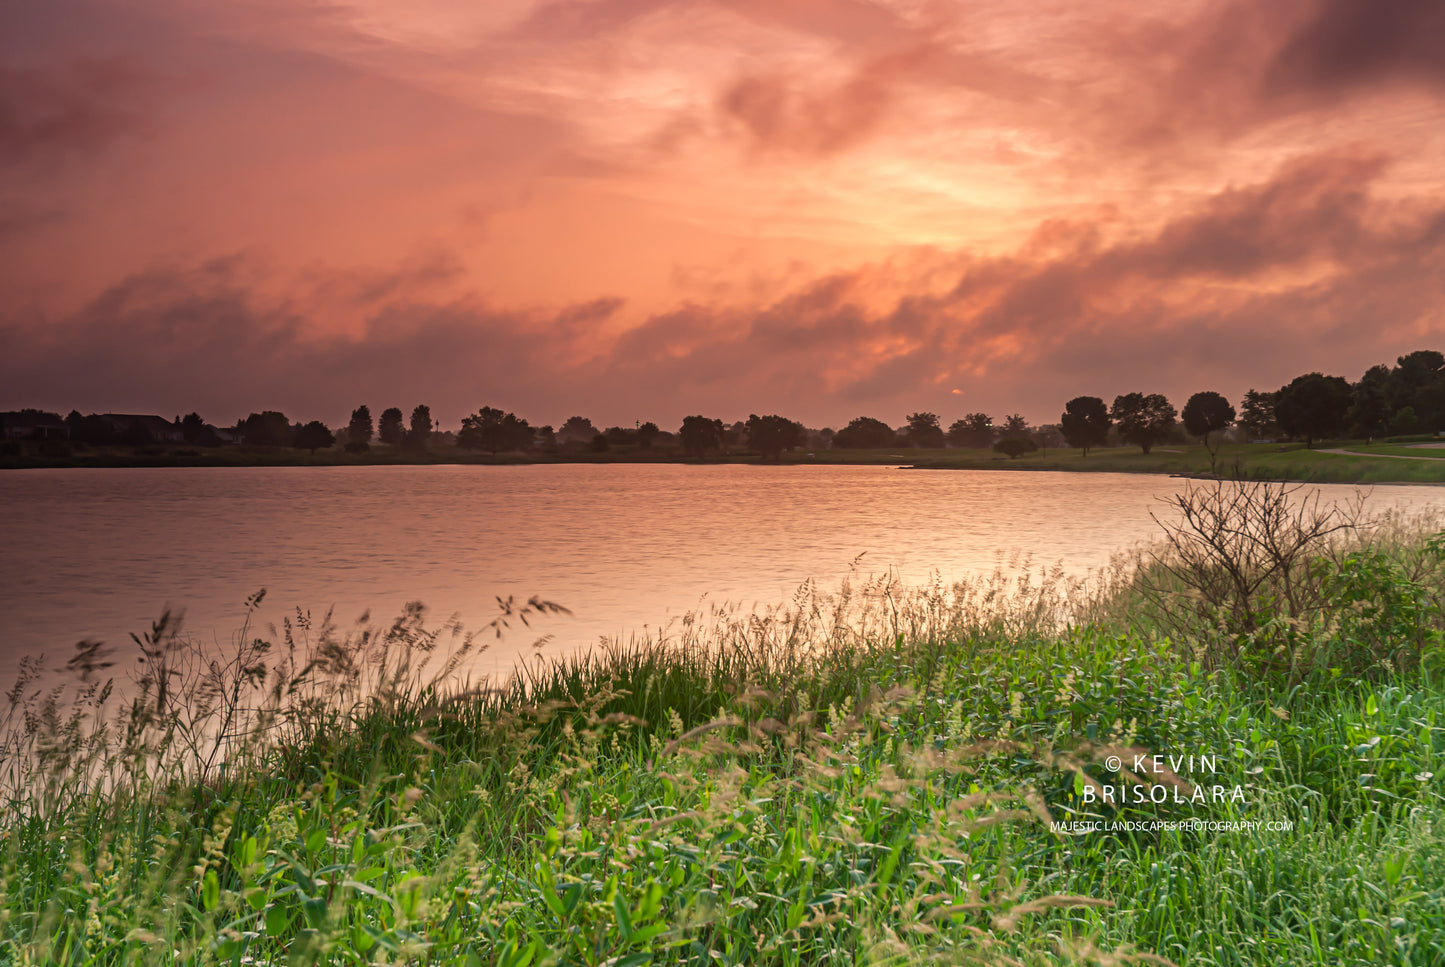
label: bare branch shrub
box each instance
[1128,479,1445,677]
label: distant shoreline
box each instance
[5,440,1445,485]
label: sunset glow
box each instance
[4,0,1443,427]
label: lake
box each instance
[2,464,1441,681]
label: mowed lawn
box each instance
[811,441,1445,483]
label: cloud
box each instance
[1265,0,1445,95]
[3,147,1441,428]
[719,45,920,156]
[0,59,152,165]
[2,2,1443,431]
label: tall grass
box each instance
[4,481,1445,965]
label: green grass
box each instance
[905,441,1445,483]
[4,488,1445,964]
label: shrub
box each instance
[1122,480,1445,680]
[993,438,1039,459]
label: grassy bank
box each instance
[907,441,1445,484]
[5,439,1445,484]
[4,483,1445,965]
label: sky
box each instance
[2,0,1443,430]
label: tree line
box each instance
[18,349,1440,460]
[1055,349,1444,461]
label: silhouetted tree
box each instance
[679,415,725,459]
[346,406,373,452]
[240,411,292,448]
[1392,406,1419,434]
[458,407,533,454]
[1386,350,1445,433]
[1182,391,1234,473]
[295,421,335,453]
[1347,366,1390,440]
[559,416,596,445]
[746,414,804,461]
[537,425,557,449]
[1386,350,1444,409]
[407,405,433,448]
[833,416,896,449]
[947,413,994,448]
[1059,396,1110,456]
[1239,390,1278,440]
[378,407,404,446]
[637,422,660,449]
[1110,393,1176,455]
[180,412,221,447]
[994,438,1038,459]
[1275,373,1351,446]
[65,411,115,445]
[1001,414,1029,438]
[902,412,944,448]
[604,426,638,446]
[590,433,611,453]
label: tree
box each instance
[746,414,804,461]
[458,407,533,454]
[1059,396,1110,456]
[1238,390,1278,440]
[833,416,896,449]
[1001,414,1029,438]
[994,438,1038,459]
[1386,350,1445,411]
[947,413,994,449]
[1347,366,1390,441]
[604,426,638,446]
[679,415,724,459]
[1110,393,1176,454]
[537,425,557,449]
[559,416,596,445]
[1274,372,1351,446]
[637,422,660,449]
[1386,350,1445,433]
[65,411,113,446]
[294,421,335,453]
[905,412,945,448]
[346,406,373,452]
[239,411,292,448]
[407,405,433,448]
[378,407,404,446]
[1182,391,1235,472]
[590,433,611,453]
[180,412,221,447]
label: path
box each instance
[1319,447,1445,461]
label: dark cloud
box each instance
[1056,0,1445,173]
[1265,0,1445,95]
[719,53,905,156]
[0,59,151,165]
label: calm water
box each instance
[2,465,1442,679]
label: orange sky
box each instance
[3,0,1444,428]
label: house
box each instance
[103,414,186,444]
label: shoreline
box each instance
[4,440,1445,485]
